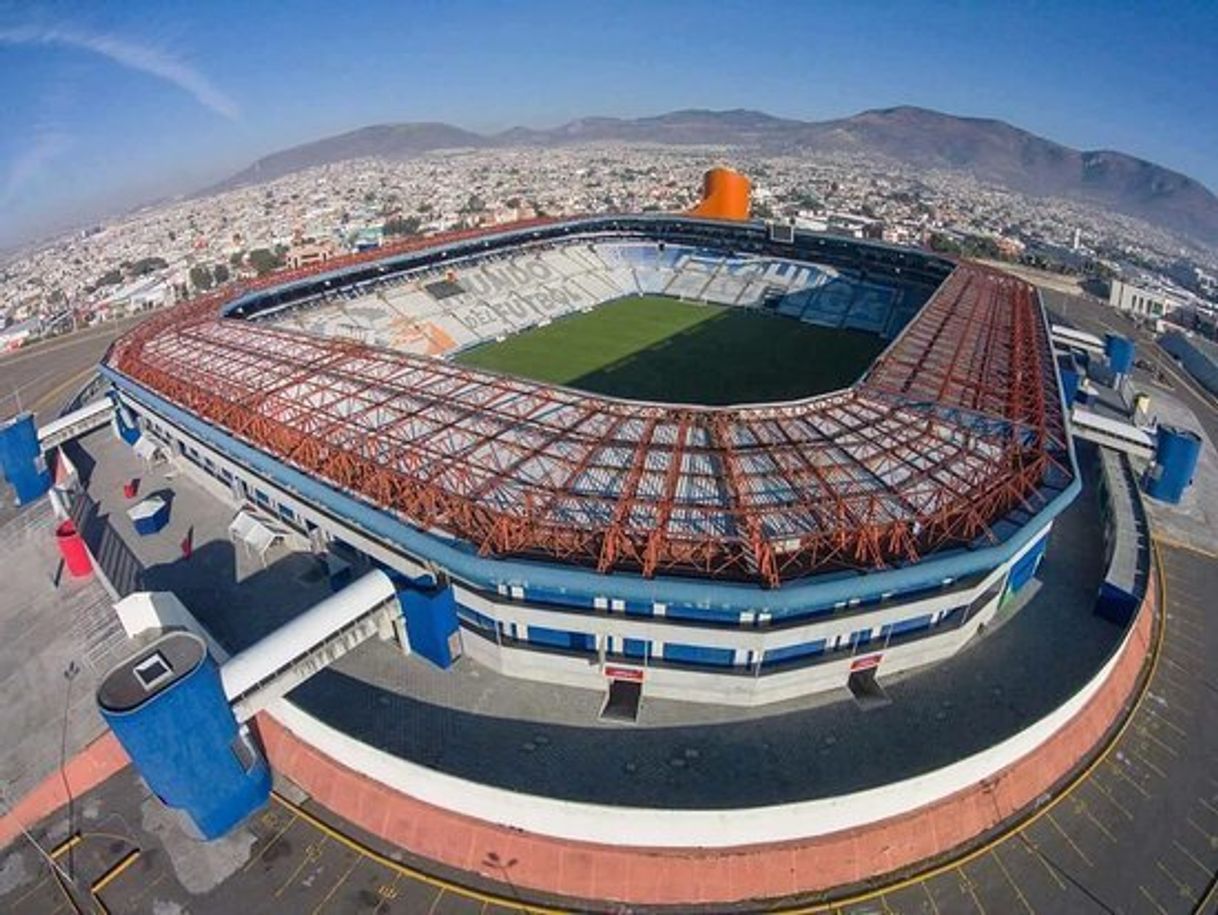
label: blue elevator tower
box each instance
[97,632,271,839]
[1145,425,1202,505]
[0,412,51,504]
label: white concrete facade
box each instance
[121,392,1051,706]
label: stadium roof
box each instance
[105,218,1073,587]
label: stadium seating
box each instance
[264,237,919,357]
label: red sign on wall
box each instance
[605,665,645,682]
[850,654,882,672]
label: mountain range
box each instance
[209,106,1218,246]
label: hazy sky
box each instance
[2,0,1216,247]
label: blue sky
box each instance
[1,0,1216,247]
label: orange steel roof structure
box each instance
[105,220,1070,588]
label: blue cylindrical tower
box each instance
[97,632,271,839]
[1145,425,1202,504]
[0,412,51,504]
[1104,334,1135,375]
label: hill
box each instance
[208,107,1218,245]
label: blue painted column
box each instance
[396,580,460,668]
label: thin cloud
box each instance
[0,24,239,119]
[1,126,72,208]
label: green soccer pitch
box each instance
[452,295,888,405]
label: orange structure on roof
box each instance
[689,167,752,220]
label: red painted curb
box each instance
[257,575,1156,906]
[0,732,129,849]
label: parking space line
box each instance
[1128,744,1169,778]
[274,835,328,898]
[1045,813,1092,868]
[1139,884,1170,915]
[245,811,300,871]
[1170,839,1211,878]
[1018,835,1066,891]
[8,875,50,909]
[1141,705,1188,739]
[311,853,361,915]
[268,793,571,914]
[1154,859,1193,898]
[1086,778,1134,821]
[1072,800,1117,844]
[1199,796,1218,819]
[1187,817,1218,849]
[990,849,1034,914]
[427,887,447,915]
[956,867,987,915]
[920,880,942,915]
[1136,725,1181,759]
[1107,759,1151,798]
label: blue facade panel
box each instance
[100,649,270,840]
[622,637,651,659]
[1095,581,1140,626]
[399,583,460,668]
[1104,334,1136,375]
[664,643,735,667]
[762,639,826,666]
[1007,534,1049,593]
[528,626,595,653]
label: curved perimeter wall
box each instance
[255,564,1157,905]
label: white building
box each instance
[1108,277,1183,319]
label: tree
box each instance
[229,251,245,267]
[129,256,168,277]
[189,265,214,291]
[96,269,122,287]
[213,263,230,284]
[247,248,282,276]
[383,215,422,238]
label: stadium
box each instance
[98,169,1079,709]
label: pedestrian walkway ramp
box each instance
[38,398,114,450]
[220,570,400,722]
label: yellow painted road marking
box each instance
[990,849,1034,914]
[90,849,140,894]
[1170,839,1210,877]
[1155,859,1193,898]
[1142,705,1188,739]
[29,365,98,416]
[269,793,571,914]
[1072,799,1117,844]
[1186,817,1218,850]
[1139,884,1170,915]
[957,867,987,915]
[311,853,361,915]
[1128,744,1169,779]
[1045,813,1092,868]
[274,836,327,898]
[1107,759,1151,798]
[8,875,49,909]
[1086,778,1133,821]
[1154,535,1218,561]
[1019,836,1066,891]
[48,835,81,860]
[920,880,942,915]
[245,811,300,871]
